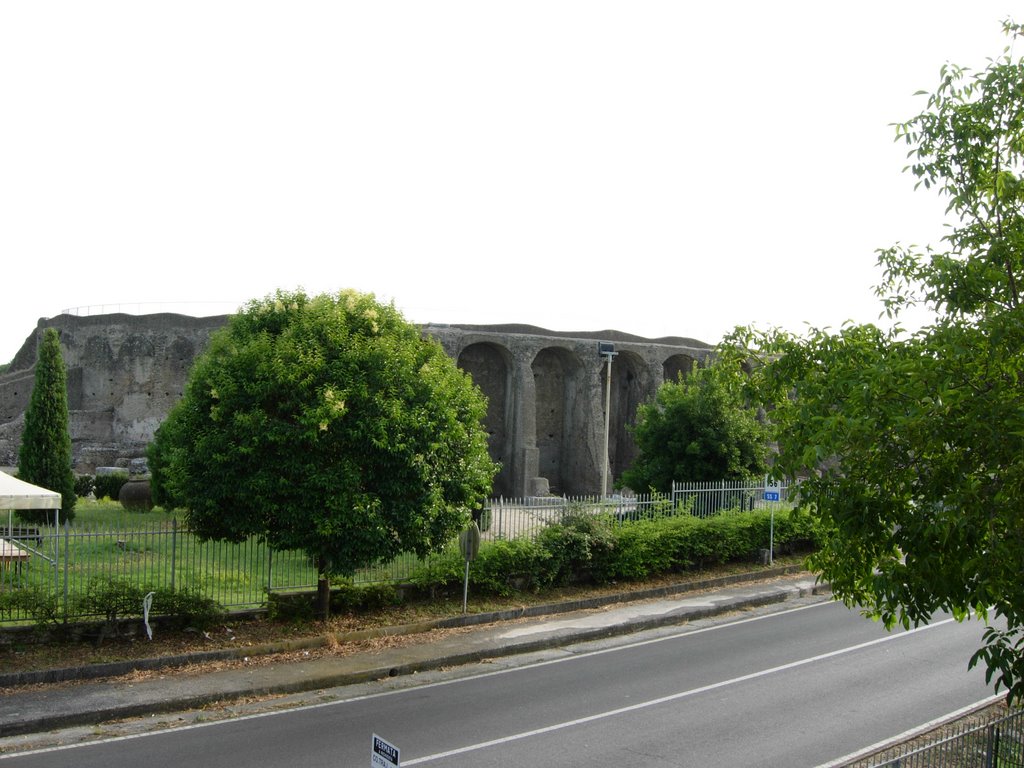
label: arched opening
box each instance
[663,353,697,383]
[606,351,653,488]
[532,347,582,495]
[457,342,514,497]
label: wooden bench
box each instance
[0,539,30,575]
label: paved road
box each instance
[2,600,998,767]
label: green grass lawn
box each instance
[2,499,432,625]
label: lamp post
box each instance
[598,342,617,497]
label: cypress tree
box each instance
[17,328,76,524]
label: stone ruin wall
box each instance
[0,314,714,496]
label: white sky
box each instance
[1,2,1018,363]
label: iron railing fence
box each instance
[849,706,1024,767]
[0,516,423,623]
[484,479,788,539]
[671,479,793,518]
[0,478,789,625]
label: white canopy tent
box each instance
[0,470,61,510]
[1,471,60,571]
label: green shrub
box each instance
[0,586,61,628]
[268,582,401,622]
[404,507,822,599]
[94,472,129,501]
[408,547,466,595]
[470,538,553,596]
[74,474,96,499]
[536,512,616,585]
[589,523,671,584]
[655,515,707,571]
[266,591,316,623]
[72,578,224,630]
[74,577,145,623]
[330,582,400,614]
[149,586,224,630]
[771,507,820,553]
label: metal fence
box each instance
[482,480,788,540]
[848,706,1024,767]
[671,479,792,518]
[0,479,786,625]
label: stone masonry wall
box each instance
[0,314,713,495]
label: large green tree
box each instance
[619,359,769,494]
[17,327,76,524]
[149,290,497,617]
[722,21,1024,700]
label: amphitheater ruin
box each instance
[0,313,714,497]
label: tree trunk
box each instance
[315,560,331,620]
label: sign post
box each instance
[372,734,400,768]
[763,476,784,566]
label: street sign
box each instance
[763,476,782,502]
[372,734,400,768]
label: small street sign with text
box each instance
[372,734,400,768]
[764,476,782,502]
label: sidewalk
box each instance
[0,569,829,739]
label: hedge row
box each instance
[73,472,130,501]
[0,577,224,636]
[409,508,821,598]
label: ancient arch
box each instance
[457,342,514,497]
[663,353,697,383]
[606,350,654,487]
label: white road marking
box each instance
[403,617,956,764]
[2,599,936,763]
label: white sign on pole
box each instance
[763,476,782,502]
[372,734,400,768]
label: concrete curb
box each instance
[0,565,813,688]
[0,572,831,738]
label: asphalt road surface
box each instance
[2,600,998,767]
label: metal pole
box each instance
[601,353,613,498]
[61,511,69,624]
[462,560,470,614]
[170,518,177,592]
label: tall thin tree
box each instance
[17,327,76,524]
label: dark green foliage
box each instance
[148,290,497,617]
[72,578,223,631]
[267,583,400,621]
[589,523,665,583]
[407,547,466,594]
[590,510,816,585]
[0,586,61,628]
[409,508,821,597]
[620,359,770,494]
[330,583,399,614]
[17,328,76,524]
[469,538,554,596]
[148,586,224,630]
[73,475,95,499]
[93,472,129,501]
[74,578,146,624]
[536,511,616,585]
[721,21,1024,702]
